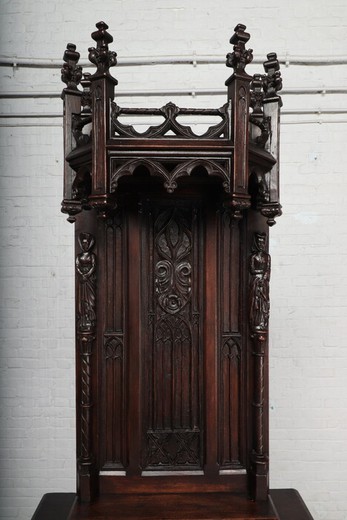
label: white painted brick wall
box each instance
[1,1,347,519]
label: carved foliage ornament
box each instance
[61,43,82,91]
[155,211,192,315]
[146,431,200,467]
[88,21,117,76]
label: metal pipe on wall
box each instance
[1,88,347,99]
[1,108,347,119]
[1,55,347,69]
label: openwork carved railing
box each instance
[111,102,230,139]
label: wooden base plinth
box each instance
[32,490,314,520]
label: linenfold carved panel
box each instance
[144,205,202,469]
[103,333,125,468]
[100,214,126,470]
[220,337,241,467]
[218,211,244,469]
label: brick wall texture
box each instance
[0,1,347,519]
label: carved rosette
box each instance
[76,233,96,493]
[249,232,271,492]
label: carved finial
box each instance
[250,74,264,116]
[88,21,117,75]
[263,52,282,101]
[249,74,271,147]
[81,72,92,114]
[226,23,253,73]
[61,43,82,91]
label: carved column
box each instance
[225,24,253,218]
[88,22,118,217]
[61,43,83,222]
[261,53,283,226]
[248,232,271,500]
[75,232,97,501]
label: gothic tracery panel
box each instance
[143,205,203,470]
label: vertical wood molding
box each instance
[88,22,118,216]
[101,214,127,471]
[225,24,253,218]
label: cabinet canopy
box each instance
[61,22,282,225]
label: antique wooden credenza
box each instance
[54,21,313,520]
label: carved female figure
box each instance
[76,233,96,332]
[249,232,271,332]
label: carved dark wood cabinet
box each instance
[60,22,293,519]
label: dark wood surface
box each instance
[61,21,283,504]
[270,489,314,520]
[31,493,76,520]
[31,490,314,520]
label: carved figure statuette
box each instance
[76,233,96,332]
[249,232,271,332]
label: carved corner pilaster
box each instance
[75,232,97,501]
[248,232,271,500]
